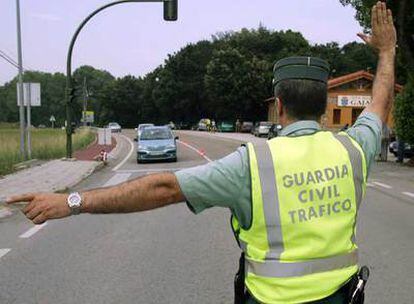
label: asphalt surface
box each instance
[1,130,413,304]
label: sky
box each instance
[0,0,363,85]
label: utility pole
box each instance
[26,83,32,159]
[15,0,26,160]
[83,77,88,127]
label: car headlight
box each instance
[138,145,148,151]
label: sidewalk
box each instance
[0,159,103,217]
[0,134,120,218]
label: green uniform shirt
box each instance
[175,112,382,229]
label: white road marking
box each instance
[177,140,212,162]
[0,248,11,259]
[402,192,414,199]
[112,135,135,172]
[103,173,132,187]
[19,222,48,239]
[367,183,374,187]
[117,168,184,173]
[372,182,393,189]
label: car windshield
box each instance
[140,128,172,140]
[243,122,253,126]
[109,123,118,127]
[139,124,153,130]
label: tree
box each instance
[100,76,145,127]
[205,48,270,121]
[340,0,413,74]
[394,81,414,146]
[73,66,115,125]
[340,0,414,152]
[0,71,67,127]
[152,40,216,124]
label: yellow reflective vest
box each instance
[231,131,367,303]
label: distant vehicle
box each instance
[240,121,253,133]
[137,126,178,163]
[268,124,283,139]
[177,122,191,130]
[218,121,234,132]
[251,122,258,135]
[37,124,47,129]
[389,141,414,158]
[198,119,209,131]
[107,122,121,133]
[254,121,272,137]
[136,123,154,138]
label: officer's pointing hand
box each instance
[7,193,70,225]
[357,1,397,53]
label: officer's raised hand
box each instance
[357,1,397,53]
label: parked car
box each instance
[177,122,191,130]
[136,123,154,138]
[252,122,258,135]
[107,122,121,133]
[137,126,178,163]
[254,121,272,137]
[268,124,283,139]
[389,141,414,158]
[218,121,234,132]
[240,121,253,133]
[198,118,209,131]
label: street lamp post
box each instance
[65,0,177,158]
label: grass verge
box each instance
[0,128,95,176]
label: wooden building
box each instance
[266,70,403,129]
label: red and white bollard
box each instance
[100,150,108,165]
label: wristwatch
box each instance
[67,192,82,215]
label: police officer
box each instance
[7,2,396,303]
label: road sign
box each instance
[49,115,56,122]
[81,111,94,123]
[16,83,41,106]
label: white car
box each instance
[108,122,121,133]
[254,121,272,137]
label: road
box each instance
[1,130,413,304]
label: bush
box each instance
[394,77,414,145]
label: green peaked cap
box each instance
[273,56,330,86]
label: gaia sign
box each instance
[338,95,372,107]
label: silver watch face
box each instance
[68,192,82,208]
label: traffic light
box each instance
[163,0,177,21]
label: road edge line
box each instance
[372,182,393,189]
[0,248,11,259]
[402,192,414,199]
[19,222,48,238]
[113,134,135,172]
